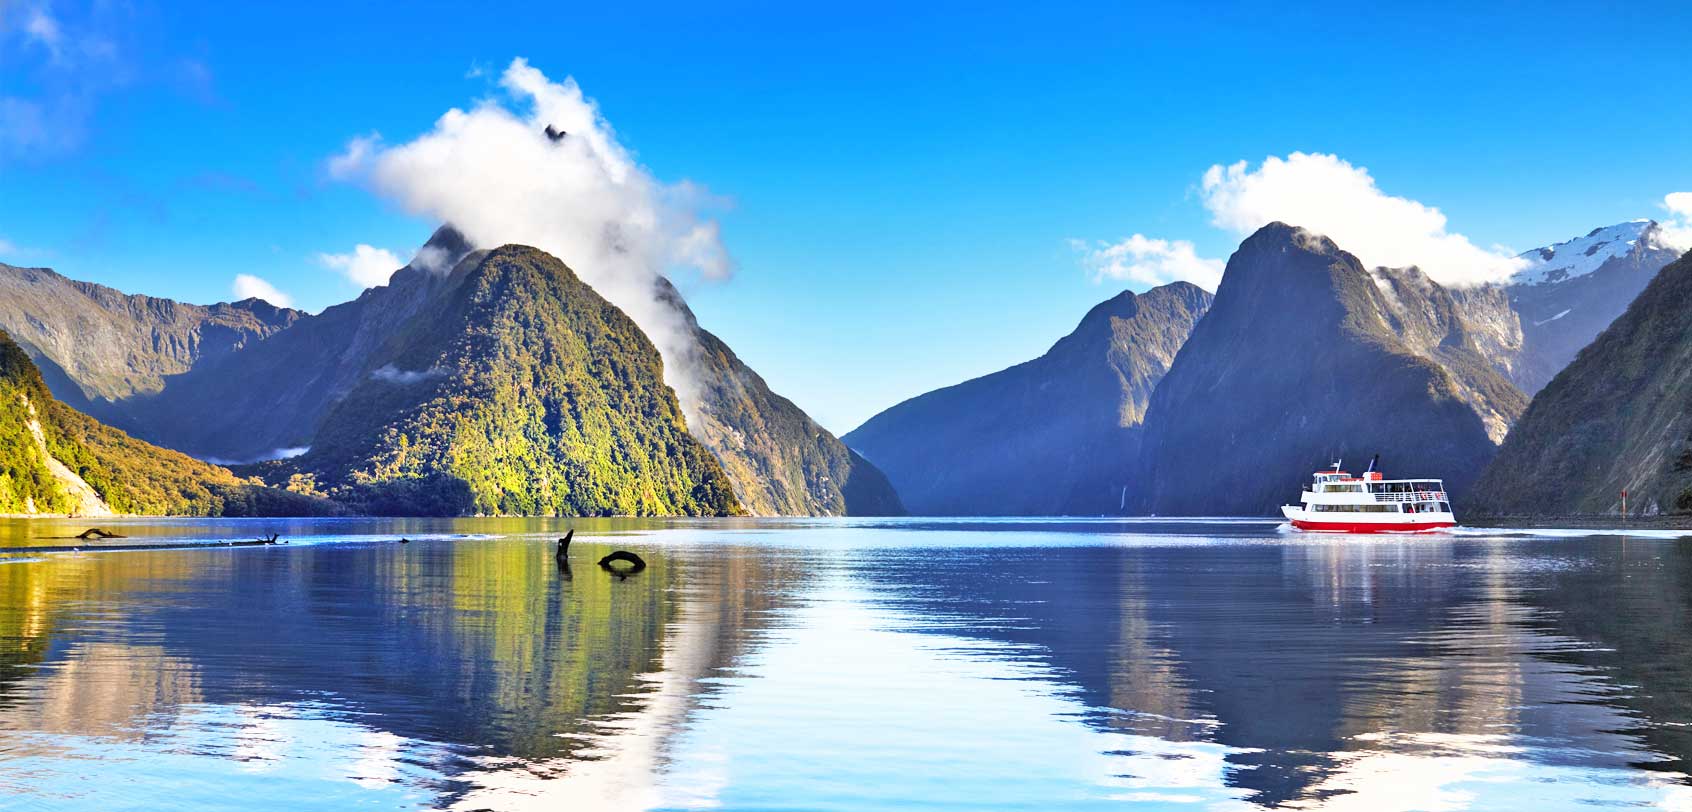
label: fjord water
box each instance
[2,519,1692,810]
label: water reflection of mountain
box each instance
[1509,539,1692,773]
[859,537,1692,807]
[0,536,804,805]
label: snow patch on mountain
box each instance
[1509,220,1659,286]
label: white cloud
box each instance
[0,237,15,255]
[1199,152,1527,286]
[0,2,128,161]
[24,8,62,59]
[1071,235,1223,290]
[327,57,734,415]
[327,132,381,180]
[370,364,443,385]
[316,244,403,288]
[231,274,294,308]
[1659,192,1692,252]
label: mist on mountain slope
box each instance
[330,57,732,419]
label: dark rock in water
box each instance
[845,282,1212,515]
[598,550,646,577]
[1134,223,1524,516]
[1471,247,1692,515]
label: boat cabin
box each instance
[1308,471,1450,514]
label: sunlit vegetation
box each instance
[0,329,338,516]
[272,246,744,517]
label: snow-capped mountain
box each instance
[1497,220,1684,393]
[1509,220,1670,286]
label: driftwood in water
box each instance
[8,537,288,555]
[75,528,126,540]
[255,533,281,545]
[597,550,647,578]
[555,530,577,579]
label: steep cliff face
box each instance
[845,282,1212,515]
[1502,222,1684,394]
[263,245,743,517]
[100,227,475,462]
[659,281,903,516]
[1134,224,1520,516]
[1369,266,1529,444]
[1470,249,1692,515]
[0,262,298,420]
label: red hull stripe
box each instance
[1290,519,1455,533]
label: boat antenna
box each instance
[1366,454,1378,474]
[1331,458,1342,473]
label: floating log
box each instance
[75,528,126,540]
[6,538,287,555]
[597,550,646,578]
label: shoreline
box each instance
[1464,515,1692,531]
[4,513,1690,529]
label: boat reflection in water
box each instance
[1,517,1690,810]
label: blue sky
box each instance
[2,1,1690,432]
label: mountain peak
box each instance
[1510,220,1662,286]
[409,224,476,274]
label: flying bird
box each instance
[545,125,567,143]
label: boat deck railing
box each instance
[1371,491,1447,503]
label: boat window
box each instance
[1438,502,1450,512]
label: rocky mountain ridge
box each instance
[845,282,1212,515]
[1133,223,1524,515]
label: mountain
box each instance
[659,280,904,516]
[96,227,475,462]
[1469,247,1692,516]
[1133,223,1526,516]
[255,245,743,517]
[0,328,330,516]
[0,262,299,422]
[1,226,895,517]
[844,282,1212,515]
[1496,221,1683,394]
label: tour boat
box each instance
[1281,458,1455,533]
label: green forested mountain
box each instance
[1470,248,1692,515]
[1134,223,1524,515]
[844,282,1212,515]
[3,227,887,517]
[0,328,331,516]
[262,245,743,517]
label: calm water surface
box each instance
[2,517,1691,810]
